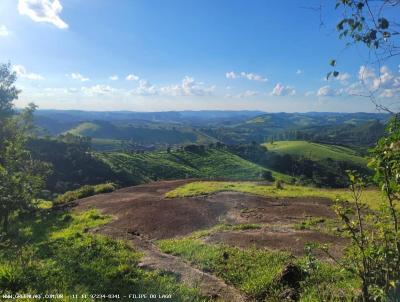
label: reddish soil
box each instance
[205,229,347,258]
[76,182,336,240]
[74,180,347,301]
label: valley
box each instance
[2,109,397,301]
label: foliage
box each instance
[229,141,370,188]
[0,63,20,118]
[329,0,400,112]
[324,116,400,301]
[334,0,399,59]
[0,209,206,301]
[0,63,49,234]
[27,137,118,193]
[54,183,117,204]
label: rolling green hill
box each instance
[264,140,367,166]
[65,121,216,148]
[96,148,291,184]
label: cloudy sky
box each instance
[0,0,399,112]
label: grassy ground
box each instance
[264,141,367,166]
[0,209,207,301]
[165,181,384,210]
[97,149,292,184]
[157,230,359,301]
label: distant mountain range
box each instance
[33,110,391,150]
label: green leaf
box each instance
[329,59,336,67]
[378,18,389,30]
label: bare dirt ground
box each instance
[75,180,346,301]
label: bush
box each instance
[54,183,117,204]
[275,180,284,189]
[94,183,117,194]
[261,170,273,181]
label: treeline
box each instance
[27,135,123,194]
[224,143,370,188]
[26,135,371,196]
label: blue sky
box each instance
[0,0,399,112]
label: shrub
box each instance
[261,170,273,181]
[54,183,117,204]
[78,185,95,198]
[275,180,284,189]
[94,183,117,194]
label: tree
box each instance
[315,3,400,299]
[326,0,400,112]
[0,63,49,234]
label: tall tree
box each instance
[0,63,48,234]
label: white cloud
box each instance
[81,85,114,96]
[317,85,339,97]
[18,0,68,29]
[109,75,118,81]
[226,71,237,79]
[126,74,139,81]
[12,64,44,80]
[69,73,89,82]
[358,65,376,81]
[270,83,295,96]
[0,25,10,37]
[335,72,351,85]
[354,65,400,98]
[235,90,259,98]
[226,71,267,82]
[160,76,215,96]
[240,72,268,82]
[305,91,314,96]
[132,80,157,95]
[296,69,303,75]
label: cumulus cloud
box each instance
[225,71,237,79]
[18,0,68,29]
[69,73,89,82]
[226,71,267,82]
[12,65,44,80]
[335,72,351,84]
[160,76,215,96]
[270,83,295,96]
[0,25,10,36]
[317,85,339,97]
[109,75,118,81]
[126,74,139,81]
[296,69,303,75]
[132,80,157,95]
[353,65,400,98]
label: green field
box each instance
[0,209,205,301]
[96,149,292,184]
[166,181,384,210]
[264,140,367,166]
[157,228,359,301]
